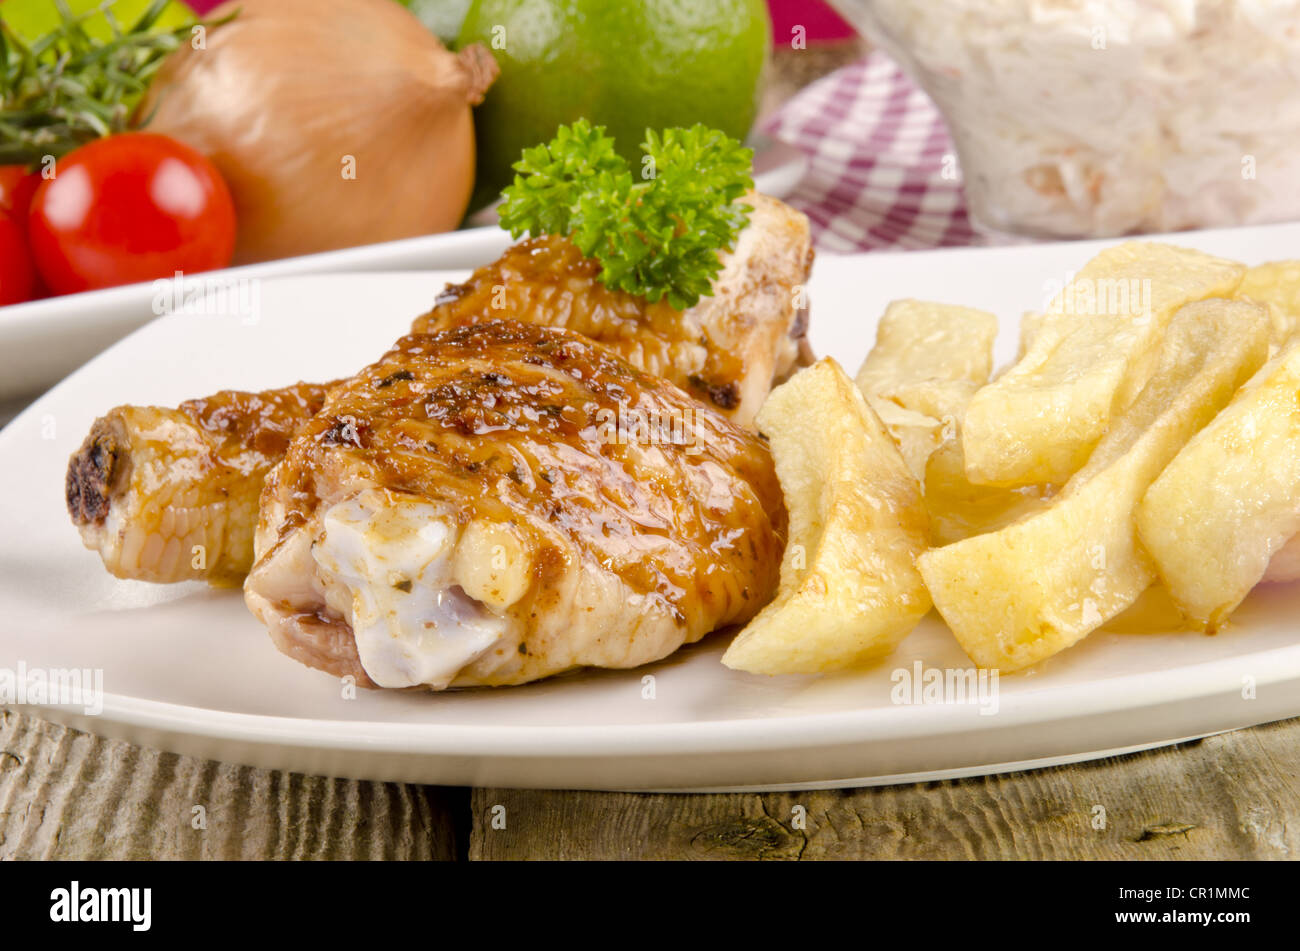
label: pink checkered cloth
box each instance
[762,53,980,253]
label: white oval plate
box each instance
[0,151,808,400]
[2,222,1299,791]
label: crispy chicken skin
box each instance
[66,193,811,586]
[414,192,814,425]
[244,321,787,689]
[66,383,333,584]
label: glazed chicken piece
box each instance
[413,192,814,425]
[66,382,334,584]
[66,193,811,586]
[244,320,786,689]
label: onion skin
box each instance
[136,0,497,264]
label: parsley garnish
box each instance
[498,120,755,310]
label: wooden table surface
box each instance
[4,709,1298,860]
[4,43,1298,862]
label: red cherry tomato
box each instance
[0,165,41,226]
[0,214,37,306]
[28,133,236,295]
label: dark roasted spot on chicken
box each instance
[66,417,126,526]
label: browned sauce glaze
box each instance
[271,320,787,629]
[411,234,748,413]
[177,381,339,470]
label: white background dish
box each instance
[2,223,1299,790]
[0,150,807,400]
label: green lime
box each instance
[1,0,194,43]
[459,0,770,210]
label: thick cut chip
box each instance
[854,299,999,479]
[851,300,1049,544]
[924,440,1050,547]
[1137,338,1300,629]
[1235,260,1300,347]
[1015,310,1049,363]
[870,400,946,482]
[723,358,931,674]
[855,299,999,405]
[920,300,1270,671]
[962,243,1246,487]
[852,301,1045,543]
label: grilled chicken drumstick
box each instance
[66,382,334,584]
[67,194,811,586]
[244,321,787,689]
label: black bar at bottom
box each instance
[0,858,1273,936]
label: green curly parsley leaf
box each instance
[496,119,626,242]
[498,120,755,311]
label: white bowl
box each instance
[831,0,1300,238]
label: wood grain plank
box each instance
[470,719,1300,860]
[0,710,466,860]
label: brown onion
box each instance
[136,0,497,264]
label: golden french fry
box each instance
[1235,260,1300,346]
[919,300,1270,671]
[1137,338,1300,629]
[1016,310,1048,362]
[855,299,998,398]
[723,359,931,674]
[962,243,1246,487]
[870,400,946,482]
[923,439,1050,547]
[854,299,998,478]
